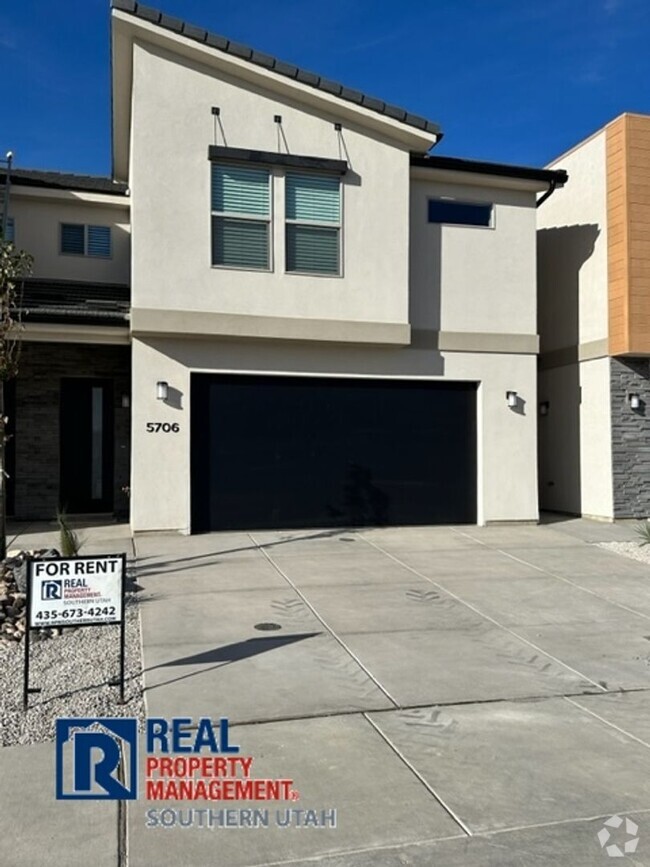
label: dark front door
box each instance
[60,379,114,513]
[191,374,477,532]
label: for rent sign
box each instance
[28,556,125,628]
[24,554,128,710]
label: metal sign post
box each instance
[23,553,127,711]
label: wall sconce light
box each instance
[156,381,169,401]
[539,401,550,416]
[121,394,130,409]
[629,393,641,410]
[506,390,518,408]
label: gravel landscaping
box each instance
[599,540,650,566]
[0,584,145,747]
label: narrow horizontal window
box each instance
[87,225,112,258]
[285,173,341,275]
[211,164,270,270]
[61,223,85,255]
[428,199,493,227]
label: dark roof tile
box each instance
[135,4,161,24]
[111,1,441,137]
[404,113,429,131]
[273,59,299,78]
[250,50,275,69]
[205,32,229,51]
[383,104,407,122]
[318,78,343,96]
[1,168,128,195]
[227,40,253,60]
[361,95,385,112]
[181,23,207,42]
[159,13,183,33]
[112,0,137,11]
[19,279,130,326]
[296,69,320,87]
[339,87,364,105]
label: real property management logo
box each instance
[55,716,293,803]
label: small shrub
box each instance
[57,510,82,557]
[635,520,650,547]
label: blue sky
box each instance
[2,0,650,176]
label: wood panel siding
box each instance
[607,113,650,355]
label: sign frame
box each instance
[23,553,128,710]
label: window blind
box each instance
[61,223,85,255]
[286,174,340,223]
[212,217,269,270]
[88,225,112,258]
[286,225,339,274]
[211,165,270,216]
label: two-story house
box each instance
[538,112,650,520]
[2,1,567,534]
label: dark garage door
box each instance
[191,374,476,532]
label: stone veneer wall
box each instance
[611,356,650,517]
[13,342,131,520]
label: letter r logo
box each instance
[56,718,138,800]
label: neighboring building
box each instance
[0,169,131,520]
[538,112,650,520]
[0,1,567,533]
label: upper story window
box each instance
[211,164,271,270]
[61,223,112,257]
[286,173,341,275]
[1,216,14,243]
[428,198,493,228]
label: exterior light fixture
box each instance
[506,390,518,408]
[156,381,169,401]
[539,401,550,416]
[629,393,641,410]
[121,394,130,409]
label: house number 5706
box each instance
[146,422,180,433]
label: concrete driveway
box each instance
[5,517,650,866]
[127,518,650,866]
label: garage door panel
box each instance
[191,375,476,532]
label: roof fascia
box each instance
[8,186,130,208]
[410,165,558,193]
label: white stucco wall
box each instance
[536,130,613,518]
[131,337,538,532]
[579,357,614,518]
[8,194,130,284]
[129,40,411,325]
[410,178,538,335]
[537,131,608,349]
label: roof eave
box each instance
[110,8,440,180]
[410,155,568,192]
